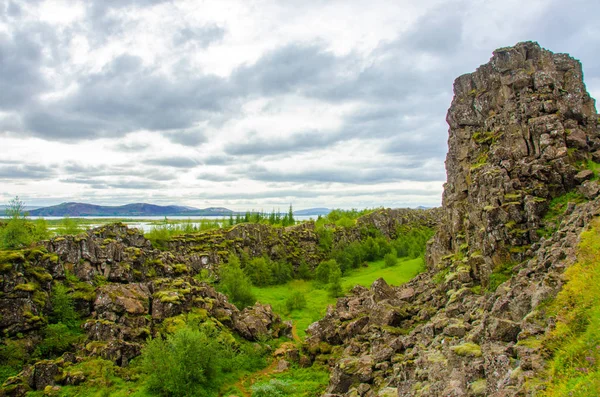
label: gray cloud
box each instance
[0,164,56,180]
[173,24,225,48]
[166,131,207,147]
[143,157,199,168]
[240,163,444,185]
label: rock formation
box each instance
[305,42,600,396]
[0,208,436,394]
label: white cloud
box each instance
[0,0,598,210]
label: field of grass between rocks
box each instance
[253,256,424,338]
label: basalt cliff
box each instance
[305,41,600,396]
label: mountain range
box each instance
[19,202,333,217]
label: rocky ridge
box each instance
[0,208,437,394]
[305,42,600,396]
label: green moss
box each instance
[0,251,26,265]
[450,342,482,357]
[488,261,516,292]
[14,283,37,292]
[470,379,487,395]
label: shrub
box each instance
[219,254,256,309]
[285,291,307,312]
[142,326,221,396]
[296,261,312,280]
[270,260,293,285]
[328,264,343,298]
[50,283,78,328]
[384,250,398,268]
[245,256,272,286]
[315,259,337,284]
[35,323,82,358]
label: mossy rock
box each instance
[450,342,482,357]
[14,283,38,292]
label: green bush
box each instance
[219,254,256,309]
[315,259,338,285]
[296,261,312,280]
[0,340,27,384]
[328,264,343,298]
[245,256,272,286]
[50,282,78,328]
[384,250,399,268]
[285,291,307,312]
[35,323,82,358]
[142,326,221,396]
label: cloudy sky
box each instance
[0,0,598,211]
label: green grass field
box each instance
[253,257,425,338]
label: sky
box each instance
[0,0,599,211]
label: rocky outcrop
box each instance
[428,41,599,281]
[306,42,600,397]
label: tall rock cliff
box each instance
[427,41,600,284]
[305,42,600,397]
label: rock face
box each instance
[427,41,599,281]
[305,42,600,397]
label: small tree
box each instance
[219,254,256,309]
[384,249,399,268]
[288,204,294,225]
[1,196,31,249]
[296,261,312,280]
[285,291,307,312]
[328,265,343,298]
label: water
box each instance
[0,215,319,232]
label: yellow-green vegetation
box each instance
[249,364,330,397]
[450,342,482,357]
[487,261,516,292]
[253,257,425,338]
[535,218,600,396]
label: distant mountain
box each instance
[28,202,234,217]
[293,208,331,216]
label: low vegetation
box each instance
[535,218,600,396]
[253,256,426,337]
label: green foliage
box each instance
[537,219,600,396]
[391,226,434,259]
[56,216,82,236]
[244,256,293,287]
[315,259,338,285]
[142,324,266,397]
[35,323,83,358]
[0,340,27,384]
[50,282,79,328]
[544,191,587,223]
[327,264,343,298]
[384,249,399,268]
[251,379,293,397]
[253,257,425,338]
[218,254,256,309]
[285,291,307,312]
[487,261,516,292]
[142,326,220,396]
[1,196,32,249]
[250,364,330,397]
[296,261,312,280]
[245,256,272,286]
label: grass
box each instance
[534,218,600,396]
[248,364,331,397]
[253,257,425,338]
